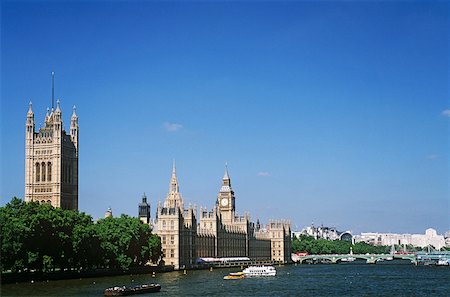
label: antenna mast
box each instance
[51,71,55,110]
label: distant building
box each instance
[25,85,79,210]
[105,207,113,218]
[144,163,292,269]
[445,231,450,248]
[138,193,151,224]
[293,224,353,242]
[355,228,446,250]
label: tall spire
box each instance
[172,159,176,175]
[51,71,55,110]
[169,160,179,193]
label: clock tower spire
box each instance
[218,164,235,223]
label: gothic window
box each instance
[36,162,40,182]
[47,200,51,204]
[170,235,174,245]
[41,162,46,182]
[170,249,174,258]
[162,220,166,230]
[47,162,52,182]
[171,220,174,230]
[162,236,166,245]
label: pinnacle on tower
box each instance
[72,105,77,118]
[55,99,61,113]
[27,101,33,116]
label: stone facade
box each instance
[25,100,79,210]
[151,163,291,269]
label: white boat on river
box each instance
[242,266,276,277]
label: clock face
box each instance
[221,198,228,207]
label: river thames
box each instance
[2,262,449,296]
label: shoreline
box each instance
[1,260,288,284]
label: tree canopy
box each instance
[0,197,162,273]
[292,234,390,255]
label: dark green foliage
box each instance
[0,198,162,273]
[292,234,390,255]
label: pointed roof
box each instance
[43,107,49,124]
[220,163,232,192]
[71,105,77,119]
[27,101,34,116]
[55,99,61,113]
[223,163,230,180]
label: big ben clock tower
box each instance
[218,165,235,223]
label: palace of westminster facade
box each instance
[138,163,292,269]
[24,94,291,269]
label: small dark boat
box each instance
[104,284,161,296]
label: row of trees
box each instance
[292,235,390,254]
[0,197,162,273]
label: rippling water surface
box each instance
[3,262,450,296]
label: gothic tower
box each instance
[24,74,79,210]
[138,193,151,224]
[218,164,235,223]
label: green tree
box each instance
[1,197,162,273]
[94,215,162,270]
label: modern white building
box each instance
[355,228,446,250]
[293,224,353,242]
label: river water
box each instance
[2,262,449,296]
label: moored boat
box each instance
[242,265,276,277]
[104,284,161,296]
[437,259,450,266]
[223,271,245,280]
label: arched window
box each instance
[36,162,40,182]
[47,162,52,182]
[47,200,51,204]
[41,162,46,182]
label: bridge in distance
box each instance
[292,251,450,265]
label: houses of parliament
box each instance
[23,76,291,269]
[138,163,292,269]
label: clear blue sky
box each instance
[1,0,449,234]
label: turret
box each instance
[26,101,35,140]
[54,99,62,120]
[70,105,79,151]
[139,192,151,224]
[53,100,62,138]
